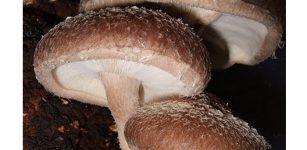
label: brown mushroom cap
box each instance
[125,93,270,150]
[34,7,210,107]
[79,0,284,68]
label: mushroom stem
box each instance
[100,72,142,150]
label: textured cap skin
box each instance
[34,7,211,106]
[79,0,284,67]
[125,93,270,150]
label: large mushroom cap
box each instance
[34,7,210,107]
[125,93,270,150]
[80,0,284,68]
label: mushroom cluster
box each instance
[35,7,210,150]
[79,0,284,69]
[34,1,283,149]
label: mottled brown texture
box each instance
[79,0,284,67]
[24,7,121,150]
[24,2,285,149]
[125,93,269,150]
[242,0,285,27]
[34,7,211,106]
[79,0,143,12]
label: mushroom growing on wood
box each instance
[34,7,211,150]
[125,93,270,150]
[79,0,284,68]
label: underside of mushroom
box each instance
[34,0,285,149]
[79,0,283,69]
[34,7,210,150]
[100,72,142,149]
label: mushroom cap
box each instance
[125,93,270,150]
[79,0,284,68]
[34,7,210,106]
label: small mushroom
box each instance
[79,0,284,68]
[125,93,270,150]
[34,7,210,150]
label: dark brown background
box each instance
[23,0,285,149]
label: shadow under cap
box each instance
[79,0,284,69]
